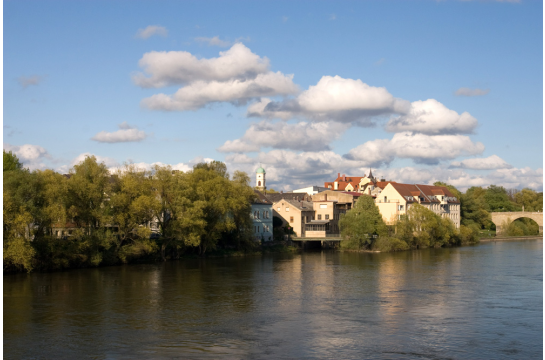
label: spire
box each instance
[368,168,373,179]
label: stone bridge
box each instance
[491,212,543,234]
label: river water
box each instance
[4,240,542,359]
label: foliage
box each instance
[3,150,23,172]
[513,188,543,212]
[507,218,540,236]
[461,186,491,229]
[340,195,387,250]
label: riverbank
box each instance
[480,235,543,242]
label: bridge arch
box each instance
[490,212,543,235]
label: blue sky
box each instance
[3,0,543,191]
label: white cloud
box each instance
[91,122,149,143]
[218,120,350,153]
[454,87,490,97]
[141,71,297,111]
[346,132,485,166]
[3,143,50,170]
[70,153,120,168]
[330,14,337,20]
[133,43,271,88]
[248,76,410,124]
[247,97,295,120]
[282,16,288,22]
[135,25,168,39]
[195,36,231,47]
[18,75,44,89]
[385,99,478,135]
[450,155,512,170]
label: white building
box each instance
[292,185,329,196]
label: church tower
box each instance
[256,166,266,191]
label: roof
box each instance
[256,166,265,174]
[324,175,366,191]
[253,190,272,205]
[265,192,311,203]
[273,198,314,211]
[341,191,363,197]
[387,183,460,204]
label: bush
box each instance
[373,237,410,252]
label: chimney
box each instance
[343,174,346,181]
[337,172,340,179]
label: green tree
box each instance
[339,195,387,249]
[3,192,36,272]
[3,150,23,172]
[514,188,543,212]
[485,185,515,212]
[461,186,491,229]
[109,164,158,262]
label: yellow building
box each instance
[375,183,461,228]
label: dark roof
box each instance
[265,192,311,203]
[274,198,314,211]
[253,190,272,205]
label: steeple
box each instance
[256,165,266,191]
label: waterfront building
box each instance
[375,183,461,228]
[251,190,273,241]
[272,198,314,237]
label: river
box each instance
[4,240,542,359]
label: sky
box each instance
[3,0,543,192]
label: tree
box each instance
[109,164,158,262]
[3,192,36,272]
[3,150,23,172]
[462,186,491,229]
[339,195,387,249]
[485,185,515,212]
[514,188,543,212]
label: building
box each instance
[251,190,273,241]
[324,169,395,193]
[292,185,329,196]
[256,166,266,191]
[272,198,315,237]
[265,192,312,203]
[375,183,461,228]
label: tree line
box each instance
[339,181,543,252]
[4,151,257,273]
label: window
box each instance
[325,214,329,220]
[286,207,289,212]
[258,181,261,186]
[318,214,322,220]
[257,211,260,219]
[320,204,327,209]
[258,226,260,233]
[384,196,387,202]
[277,207,280,211]
[398,205,404,211]
[290,216,294,223]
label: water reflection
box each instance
[4,240,543,359]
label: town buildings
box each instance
[251,190,273,241]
